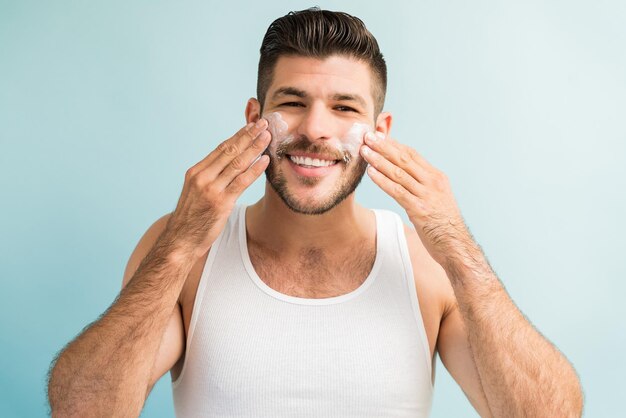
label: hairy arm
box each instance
[441,237,584,417]
[46,120,271,417]
[359,132,584,416]
[47,219,193,417]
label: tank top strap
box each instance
[373,208,408,258]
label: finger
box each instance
[224,154,270,196]
[385,135,438,172]
[189,122,253,174]
[209,119,269,173]
[367,165,425,215]
[360,144,427,197]
[213,130,271,189]
[364,132,432,182]
[190,119,268,178]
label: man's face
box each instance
[261,55,377,215]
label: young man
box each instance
[47,8,584,417]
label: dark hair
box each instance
[257,7,387,116]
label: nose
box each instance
[294,102,334,142]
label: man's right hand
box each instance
[47,120,271,417]
[162,119,271,260]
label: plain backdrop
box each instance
[1,0,625,416]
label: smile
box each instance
[286,153,342,177]
[288,155,339,168]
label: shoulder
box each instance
[401,222,457,321]
[122,212,173,288]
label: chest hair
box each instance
[248,241,376,298]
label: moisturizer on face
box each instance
[337,122,374,163]
[264,112,295,159]
[263,111,378,164]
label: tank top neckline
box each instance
[238,204,384,306]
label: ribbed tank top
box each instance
[172,204,434,417]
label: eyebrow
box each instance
[271,87,367,109]
[272,87,308,100]
[331,93,367,108]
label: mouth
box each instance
[287,154,341,168]
[286,153,342,177]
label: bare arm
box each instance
[359,131,583,416]
[47,119,271,417]
[47,224,194,417]
[441,241,584,417]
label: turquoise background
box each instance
[1,0,625,416]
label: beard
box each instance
[264,135,369,216]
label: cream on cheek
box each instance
[263,111,376,162]
[264,112,295,158]
[336,122,374,163]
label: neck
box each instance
[245,182,374,258]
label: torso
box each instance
[175,222,453,380]
[246,234,377,299]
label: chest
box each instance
[179,234,443,364]
[175,298,434,416]
[246,242,376,299]
[174,265,435,415]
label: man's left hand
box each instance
[360,132,473,267]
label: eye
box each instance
[280,102,304,107]
[335,105,358,112]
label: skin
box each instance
[47,120,273,416]
[360,132,585,416]
[47,54,584,417]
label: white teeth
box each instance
[289,155,336,167]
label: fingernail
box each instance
[255,118,267,129]
[365,132,377,142]
[361,145,371,155]
[375,132,386,141]
[259,130,271,142]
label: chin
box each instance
[275,188,354,216]
[265,155,368,216]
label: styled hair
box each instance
[257,7,387,116]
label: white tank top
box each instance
[172,204,434,417]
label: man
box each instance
[47,8,584,417]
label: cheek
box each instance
[337,123,374,158]
[264,112,295,156]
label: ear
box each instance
[245,98,262,124]
[375,111,393,137]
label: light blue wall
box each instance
[1,1,624,416]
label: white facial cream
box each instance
[263,111,377,163]
[337,122,374,163]
[264,112,295,159]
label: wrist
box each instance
[151,231,198,267]
[442,242,497,288]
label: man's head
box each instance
[246,8,391,215]
[257,7,387,117]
